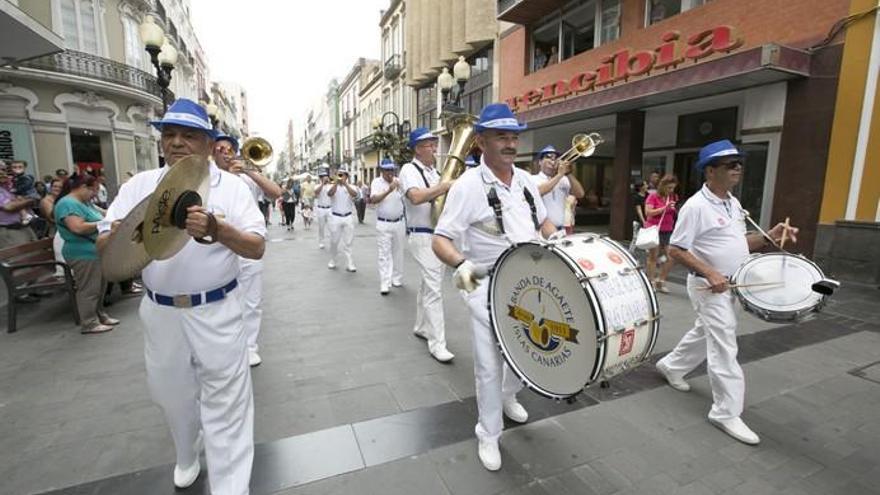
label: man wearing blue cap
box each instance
[327,165,359,272]
[370,158,405,294]
[432,103,557,471]
[214,135,283,368]
[532,145,585,231]
[656,139,797,446]
[314,166,333,249]
[97,99,266,494]
[399,127,455,363]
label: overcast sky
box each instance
[189,0,388,168]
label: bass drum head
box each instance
[732,253,825,321]
[489,242,598,399]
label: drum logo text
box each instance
[508,275,579,368]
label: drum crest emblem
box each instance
[508,275,579,366]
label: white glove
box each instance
[453,260,488,293]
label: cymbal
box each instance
[100,196,152,282]
[142,155,211,260]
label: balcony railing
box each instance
[355,134,376,154]
[384,54,403,80]
[18,50,165,100]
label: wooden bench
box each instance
[0,238,80,333]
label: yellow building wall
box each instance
[856,79,880,219]
[819,0,877,223]
[32,130,69,179]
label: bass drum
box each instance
[488,233,660,400]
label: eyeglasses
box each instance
[720,160,743,169]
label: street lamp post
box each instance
[375,111,411,164]
[139,16,177,114]
[439,55,472,112]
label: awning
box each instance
[1,2,64,65]
[516,44,812,128]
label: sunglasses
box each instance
[716,160,743,169]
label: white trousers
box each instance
[464,282,522,444]
[408,233,446,353]
[239,258,263,353]
[376,220,405,289]
[328,214,355,266]
[316,208,330,246]
[658,274,744,421]
[139,292,253,495]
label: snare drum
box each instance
[731,252,830,323]
[488,233,660,400]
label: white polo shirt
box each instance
[239,173,261,204]
[531,171,570,228]
[436,159,547,268]
[669,183,750,277]
[370,176,404,220]
[100,161,267,294]
[399,158,440,229]
[329,184,356,216]
[315,182,332,208]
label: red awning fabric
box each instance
[75,162,104,174]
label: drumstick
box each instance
[780,217,791,250]
[697,281,784,291]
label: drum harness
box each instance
[480,172,540,246]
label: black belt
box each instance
[407,227,434,234]
[332,211,352,217]
[146,279,238,308]
[378,216,402,222]
[316,205,331,209]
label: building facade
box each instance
[497,0,855,261]
[338,58,378,183]
[356,62,384,184]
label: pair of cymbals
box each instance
[101,155,211,282]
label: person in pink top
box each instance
[645,174,679,292]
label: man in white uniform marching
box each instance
[399,127,454,363]
[655,139,797,446]
[433,103,557,471]
[370,158,405,295]
[314,167,332,249]
[531,145,585,230]
[97,99,266,494]
[327,165,358,272]
[213,134,282,367]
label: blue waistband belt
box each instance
[146,279,238,308]
[378,217,403,222]
[316,205,331,209]
[407,227,434,234]
[332,211,352,217]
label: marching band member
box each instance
[655,139,797,446]
[327,165,358,272]
[370,158,405,295]
[531,145,585,231]
[432,103,556,471]
[213,135,282,367]
[97,99,266,494]
[399,128,454,363]
[314,167,332,249]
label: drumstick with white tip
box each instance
[697,281,784,291]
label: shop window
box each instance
[416,86,436,130]
[61,0,101,54]
[123,16,146,71]
[531,0,621,73]
[676,107,738,148]
[646,0,712,26]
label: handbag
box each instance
[635,197,669,251]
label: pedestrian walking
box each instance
[644,174,679,292]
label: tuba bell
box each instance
[430,112,478,226]
[239,137,273,171]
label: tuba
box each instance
[430,112,478,226]
[239,137,273,171]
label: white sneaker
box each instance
[710,417,760,445]
[248,350,262,367]
[319,243,325,249]
[346,264,357,272]
[502,399,529,423]
[477,439,501,471]
[380,287,390,296]
[173,457,201,488]
[327,261,336,270]
[430,346,455,363]
[655,360,690,392]
[413,329,427,340]
[392,281,403,287]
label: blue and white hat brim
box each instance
[475,117,528,133]
[409,132,438,147]
[696,148,744,170]
[150,111,217,138]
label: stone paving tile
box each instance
[387,373,459,411]
[428,440,533,495]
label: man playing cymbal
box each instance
[97,99,266,495]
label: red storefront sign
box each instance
[507,26,743,112]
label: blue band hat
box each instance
[317,167,330,177]
[695,139,745,171]
[215,134,239,153]
[379,158,396,170]
[539,145,558,158]
[464,155,477,167]
[150,98,218,138]
[337,165,350,175]
[474,103,528,133]
[408,127,438,148]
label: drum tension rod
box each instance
[579,273,609,283]
[618,267,638,276]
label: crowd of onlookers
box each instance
[0,159,136,334]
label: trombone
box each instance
[556,132,604,163]
[237,137,273,171]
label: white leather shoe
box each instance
[319,243,325,249]
[392,281,403,287]
[430,346,455,363]
[346,264,357,272]
[710,417,760,445]
[327,261,336,269]
[502,399,529,423]
[413,329,427,340]
[477,439,501,471]
[248,350,262,367]
[656,360,690,392]
[380,287,390,295]
[173,457,201,488]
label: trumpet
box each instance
[556,132,604,164]
[237,137,273,171]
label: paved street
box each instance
[1,209,879,495]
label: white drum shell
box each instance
[731,252,827,323]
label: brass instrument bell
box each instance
[239,137,273,171]
[557,132,604,163]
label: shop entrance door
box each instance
[70,128,102,172]
[673,151,701,202]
